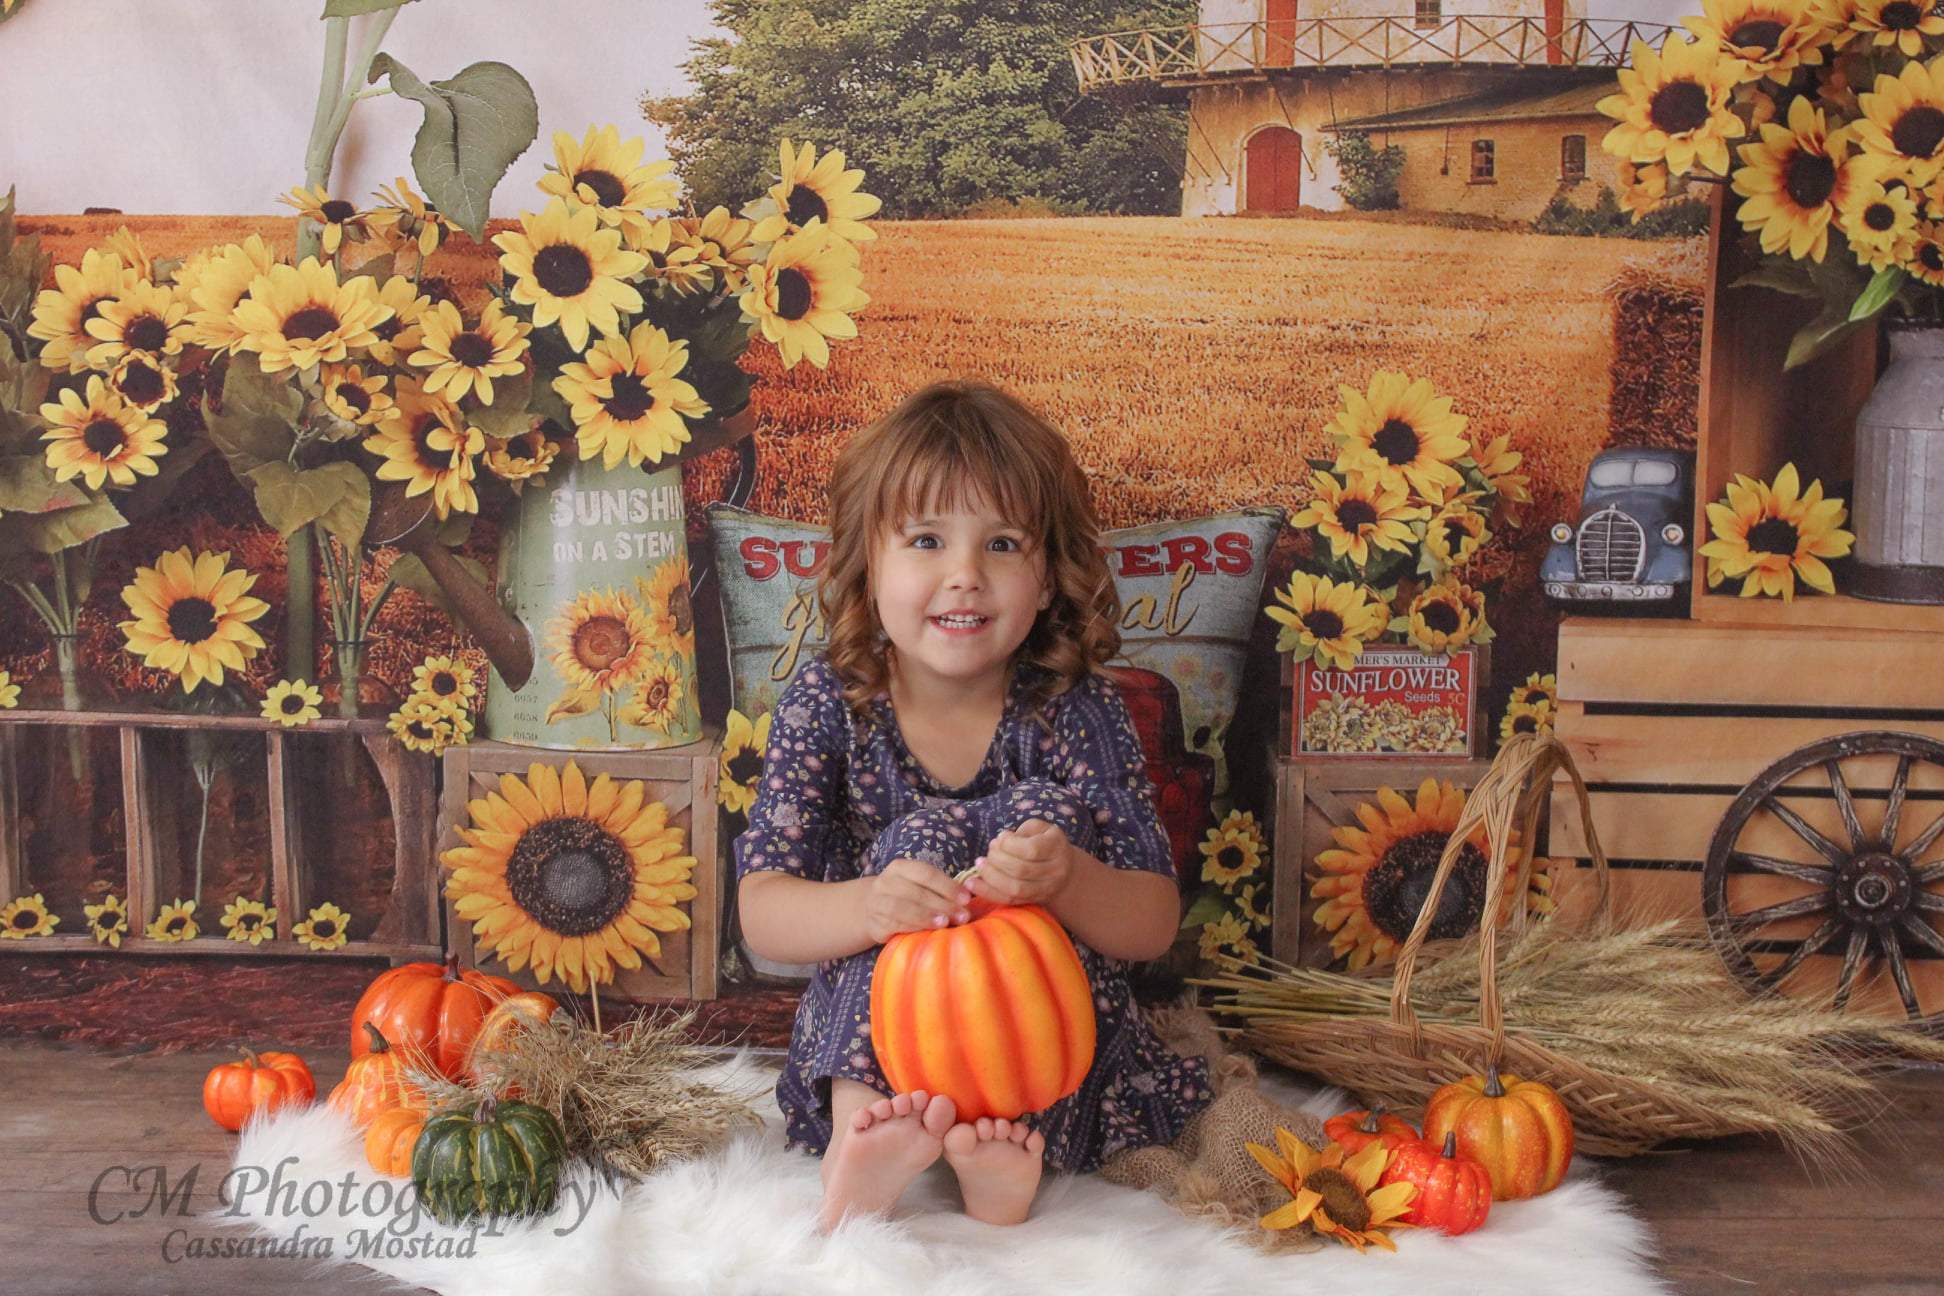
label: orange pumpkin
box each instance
[202,1048,316,1132]
[350,955,522,1081]
[870,902,1095,1122]
[1380,1131,1493,1235]
[1422,1064,1574,1201]
[467,991,561,1095]
[363,1105,429,1178]
[1323,1107,1419,1156]
[329,1023,430,1127]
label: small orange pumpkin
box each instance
[1380,1131,1493,1235]
[350,955,522,1081]
[202,1048,316,1132]
[1323,1107,1419,1156]
[364,1105,429,1178]
[1422,1064,1574,1201]
[870,901,1095,1122]
[329,1023,430,1127]
[467,992,560,1075]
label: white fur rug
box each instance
[219,1055,1670,1296]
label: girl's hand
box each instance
[863,858,973,945]
[968,819,1074,908]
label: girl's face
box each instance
[871,489,1052,697]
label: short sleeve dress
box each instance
[732,651,1213,1174]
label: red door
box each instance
[1265,0,1298,66]
[1245,127,1303,212]
[1545,0,1565,63]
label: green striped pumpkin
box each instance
[411,1096,567,1225]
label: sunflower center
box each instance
[669,581,693,637]
[449,331,495,368]
[1746,515,1801,555]
[775,267,813,321]
[1892,106,1944,160]
[505,436,536,462]
[727,748,764,786]
[334,382,372,416]
[603,373,655,422]
[1522,686,1548,705]
[430,671,458,696]
[1925,242,1944,272]
[1363,829,1489,941]
[280,694,306,714]
[408,721,437,742]
[94,912,116,930]
[1421,600,1461,634]
[1648,79,1710,136]
[1866,201,1898,232]
[167,915,188,933]
[1512,713,1539,734]
[237,911,263,929]
[1443,518,1473,552]
[125,314,169,353]
[642,678,672,710]
[373,316,403,342]
[82,418,128,456]
[1785,152,1838,210]
[119,361,165,405]
[10,909,36,930]
[1725,17,1786,50]
[322,199,357,223]
[1372,418,1420,465]
[785,186,830,227]
[283,306,343,342]
[1217,844,1246,872]
[506,818,634,936]
[411,414,451,469]
[1336,499,1379,531]
[78,298,108,332]
[166,596,219,644]
[1303,1167,1373,1233]
[534,244,594,297]
[1304,609,1347,640]
[312,917,338,937]
[575,169,628,207]
[572,615,632,672]
[1881,0,1924,28]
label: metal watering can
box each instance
[366,413,756,751]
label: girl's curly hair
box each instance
[816,380,1121,728]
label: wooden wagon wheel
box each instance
[1703,731,1944,1027]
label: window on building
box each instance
[1562,134,1587,180]
[1415,0,1442,27]
[1471,138,1495,182]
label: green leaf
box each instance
[385,549,487,620]
[322,0,416,15]
[432,511,474,547]
[1180,891,1229,931]
[0,453,86,514]
[470,368,535,440]
[1850,266,1906,323]
[0,493,126,553]
[118,441,213,524]
[203,364,301,474]
[244,461,370,546]
[368,56,539,243]
[1729,262,1821,298]
[1784,304,1864,370]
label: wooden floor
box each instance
[3,1039,1939,1295]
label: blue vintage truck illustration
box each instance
[1542,447,1695,607]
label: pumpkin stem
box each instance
[1441,1130,1459,1160]
[444,951,462,982]
[1482,1064,1506,1099]
[362,1021,390,1054]
[1358,1109,1382,1135]
[476,1094,498,1124]
[238,1045,260,1069]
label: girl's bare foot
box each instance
[942,1117,1046,1226]
[817,1090,957,1232]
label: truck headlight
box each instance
[1662,523,1685,545]
[1550,522,1574,544]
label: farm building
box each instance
[1072,1,1674,219]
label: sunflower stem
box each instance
[287,525,317,683]
[8,578,67,637]
[359,575,398,640]
[300,17,352,260]
[192,759,215,907]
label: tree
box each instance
[1325,131,1405,211]
[643,0,1195,217]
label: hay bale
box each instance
[1603,244,1706,452]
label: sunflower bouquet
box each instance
[1598,0,1944,364]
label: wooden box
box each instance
[439,733,723,1002]
[1270,752,1493,967]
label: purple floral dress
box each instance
[732,652,1212,1174]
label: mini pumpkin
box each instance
[351,954,522,1080]
[466,990,560,1089]
[1323,1106,1419,1156]
[364,1105,429,1179]
[202,1047,316,1132]
[413,1095,567,1225]
[329,1023,430,1127]
[1422,1064,1574,1201]
[1380,1131,1493,1236]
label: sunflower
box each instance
[83,280,188,371]
[618,656,686,732]
[1264,572,1388,671]
[1247,1131,1416,1252]
[1840,175,1921,268]
[1501,699,1559,743]
[363,275,433,366]
[1854,55,1944,185]
[261,679,323,727]
[1468,432,1533,523]
[1907,220,1944,283]
[368,176,453,259]
[28,248,140,372]
[493,198,647,352]
[409,299,531,405]
[0,670,17,709]
[442,760,700,991]
[181,236,280,353]
[293,902,351,951]
[146,899,199,942]
[410,654,477,716]
[0,893,59,939]
[1700,462,1854,598]
[748,139,883,245]
[1513,671,1558,709]
[118,546,271,692]
[1597,33,1746,176]
[718,708,772,815]
[1292,470,1425,568]
[280,185,367,256]
[40,375,170,490]
[319,362,393,427]
[636,553,697,659]
[363,378,485,520]
[672,205,761,285]
[484,429,558,491]
[1833,0,1944,56]
[1326,370,1470,501]
[1402,581,1478,652]
[625,217,717,296]
[1683,0,1829,83]
[1199,808,1266,890]
[389,700,459,755]
[1733,95,1876,261]
[547,587,656,697]
[231,257,391,374]
[537,124,679,238]
[84,893,128,948]
[109,353,179,411]
[1423,500,1491,570]
[552,320,708,468]
[220,897,278,946]
[1618,159,1675,220]
[1198,911,1258,964]
[739,222,869,369]
[1235,882,1272,929]
[102,226,154,282]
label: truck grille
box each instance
[1576,507,1645,583]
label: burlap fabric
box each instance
[1098,1002,1327,1253]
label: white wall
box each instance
[0,0,717,215]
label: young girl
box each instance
[733,380,1214,1232]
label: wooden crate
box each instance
[1547,615,1944,1015]
[439,733,723,1002]
[0,708,441,963]
[1270,753,1493,967]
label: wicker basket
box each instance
[1224,733,1753,1157]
